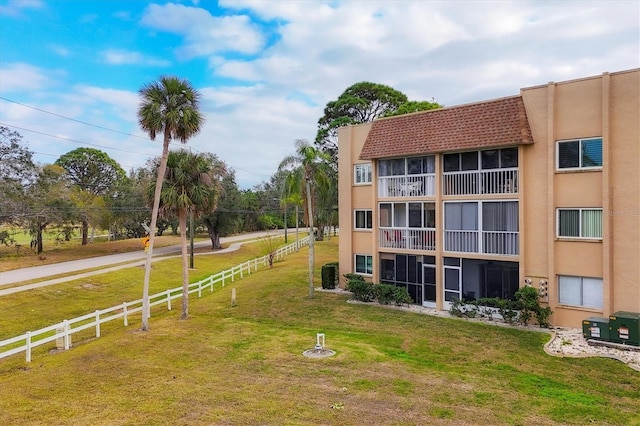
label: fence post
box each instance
[95,311,101,338]
[240,264,243,279]
[222,271,226,287]
[198,281,202,298]
[123,302,128,327]
[63,319,70,350]
[167,289,172,311]
[210,276,214,292]
[26,331,31,363]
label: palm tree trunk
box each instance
[305,179,315,298]
[179,209,189,320]
[141,133,170,331]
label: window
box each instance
[481,147,518,169]
[444,202,478,231]
[354,209,372,230]
[557,137,602,169]
[558,275,603,309]
[557,209,602,239]
[378,158,405,176]
[354,163,372,184]
[355,254,373,275]
[379,202,435,228]
[379,156,435,176]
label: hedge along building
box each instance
[337,68,640,328]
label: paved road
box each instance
[0,229,298,291]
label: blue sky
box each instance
[1,0,638,188]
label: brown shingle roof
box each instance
[359,95,533,160]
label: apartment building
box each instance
[337,69,639,328]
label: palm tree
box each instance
[137,76,204,330]
[278,139,332,298]
[152,149,220,320]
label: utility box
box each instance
[608,311,640,346]
[582,317,609,341]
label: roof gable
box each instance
[359,96,533,160]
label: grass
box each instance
[1,237,639,425]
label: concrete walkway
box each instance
[0,229,300,296]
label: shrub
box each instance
[344,274,374,302]
[392,287,413,306]
[495,298,519,325]
[449,297,478,318]
[374,284,396,305]
[321,263,338,289]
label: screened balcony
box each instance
[379,227,436,251]
[444,230,519,255]
[443,201,519,256]
[443,168,518,196]
[378,155,435,198]
[378,174,435,197]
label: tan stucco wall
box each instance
[338,123,376,285]
[521,69,640,327]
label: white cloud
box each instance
[140,3,265,58]
[0,63,54,92]
[101,49,171,67]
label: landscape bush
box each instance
[321,262,339,289]
[449,287,552,327]
[344,274,413,305]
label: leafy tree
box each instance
[103,166,152,240]
[384,99,441,117]
[315,82,408,161]
[279,139,332,298]
[55,147,126,245]
[138,75,204,330]
[151,149,221,320]
[24,164,75,254]
[315,82,442,163]
[201,162,241,249]
[0,126,37,225]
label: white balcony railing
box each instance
[443,168,518,196]
[379,228,436,251]
[482,231,519,255]
[444,230,518,255]
[378,174,435,198]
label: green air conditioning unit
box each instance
[582,317,609,341]
[608,311,640,346]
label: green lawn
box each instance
[1,237,639,425]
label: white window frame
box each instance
[354,254,373,275]
[354,163,372,185]
[558,275,603,309]
[354,209,373,230]
[556,208,602,239]
[556,137,603,171]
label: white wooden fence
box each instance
[0,236,310,363]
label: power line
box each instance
[0,96,148,140]
[0,122,153,156]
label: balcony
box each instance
[378,174,435,198]
[379,228,436,251]
[443,168,518,196]
[444,230,519,256]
